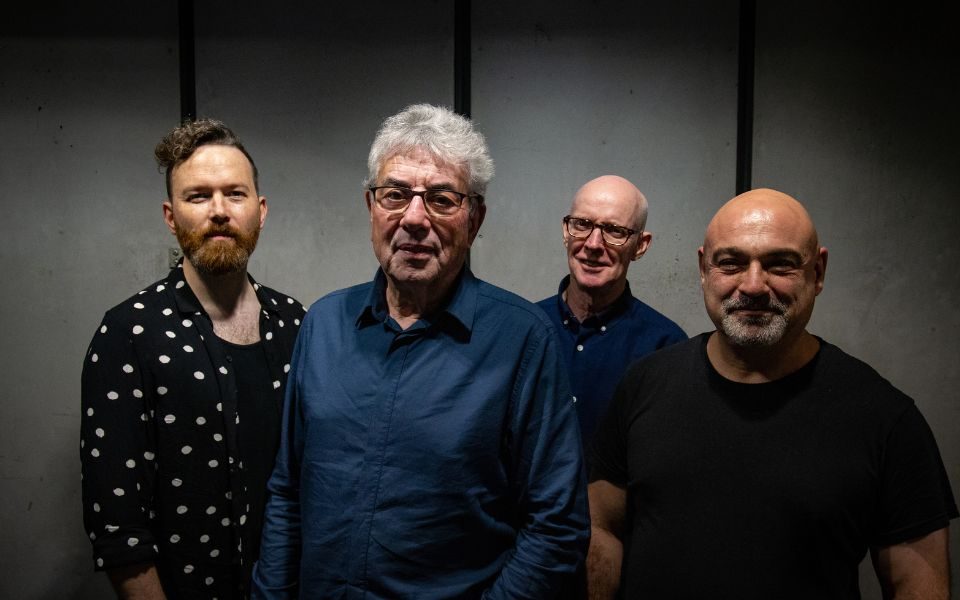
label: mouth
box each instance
[395,243,436,258]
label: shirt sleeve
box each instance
[483,329,591,599]
[251,317,308,599]
[872,403,958,547]
[80,311,160,571]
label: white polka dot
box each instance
[271,298,277,305]
[183,345,194,352]
[96,558,103,567]
[221,517,231,526]
[132,325,144,335]
[162,308,173,316]
[134,302,144,309]
[91,353,99,363]
[113,488,125,497]
[208,460,218,468]
[176,505,188,514]
[224,491,232,500]
[105,524,119,532]
[200,534,210,543]
[205,576,214,585]
[121,364,134,374]
[239,514,247,525]
[183,564,194,574]
[106,391,119,400]
[156,284,165,292]
[272,380,281,389]
[205,505,216,515]
[279,319,285,327]
[93,502,100,512]
[294,318,301,326]
[176,280,185,289]
[89,532,96,540]
[194,371,205,380]
[164,414,176,424]
[125,459,136,468]
[170,534,181,543]
[165,331,176,338]
[100,325,108,334]
[144,451,155,460]
[181,445,193,455]
[182,319,193,327]
[127,537,139,547]
[91,448,100,457]
[218,366,228,375]
[133,388,143,398]
[94,428,105,438]
[210,548,220,558]
[172,478,182,487]
[80,439,85,448]
[265,332,274,340]
[283,363,290,373]
[287,297,294,304]
[159,355,171,364]
[86,407,94,416]
[213,433,223,442]
[157,386,168,395]
[216,403,222,412]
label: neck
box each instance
[384,274,458,330]
[564,278,626,322]
[181,259,255,320]
[706,330,820,383]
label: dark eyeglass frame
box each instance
[563,215,637,246]
[368,185,483,217]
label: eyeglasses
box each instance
[368,185,482,218]
[563,215,637,246]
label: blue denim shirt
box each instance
[537,276,687,449]
[253,269,589,599]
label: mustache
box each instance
[722,295,787,314]
[203,225,238,238]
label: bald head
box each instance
[572,175,648,231]
[704,188,819,260]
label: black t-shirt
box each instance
[219,337,280,573]
[591,333,957,599]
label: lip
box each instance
[395,243,435,257]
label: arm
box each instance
[483,332,591,599]
[80,313,160,578]
[586,480,627,600]
[871,527,951,600]
[106,563,167,600]
[251,328,308,599]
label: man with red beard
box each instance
[587,189,956,599]
[81,119,305,599]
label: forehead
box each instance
[570,188,638,225]
[377,149,466,187]
[171,145,254,186]
[707,207,812,257]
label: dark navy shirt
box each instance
[253,269,589,599]
[537,276,686,448]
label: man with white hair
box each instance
[253,105,589,599]
[538,175,685,449]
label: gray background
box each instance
[2,1,956,597]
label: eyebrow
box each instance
[381,177,459,191]
[711,247,805,263]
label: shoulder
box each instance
[476,279,557,335]
[626,296,687,340]
[302,281,374,324]
[815,340,914,413]
[253,281,308,319]
[98,273,178,330]
[621,334,705,383]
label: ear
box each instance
[259,196,268,229]
[814,247,828,295]
[162,200,176,235]
[365,190,374,221]
[633,231,653,260]
[467,202,486,244]
[697,246,707,285]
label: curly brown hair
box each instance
[154,118,259,197]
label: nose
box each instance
[737,262,769,297]
[583,226,606,251]
[209,192,230,224]
[399,193,431,233]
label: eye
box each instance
[715,258,743,273]
[228,189,247,199]
[382,188,409,201]
[766,261,799,275]
[569,218,594,233]
[186,193,209,203]
[425,191,459,211]
[602,224,630,241]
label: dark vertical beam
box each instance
[178,0,196,121]
[454,0,471,118]
[736,0,756,194]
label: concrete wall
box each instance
[2,1,956,597]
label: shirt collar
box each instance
[356,267,477,336]
[169,260,280,317]
[556,275,634,327]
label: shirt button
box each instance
[563,319,569,325]
[576,344,584,352]
[572,396,578,403]
[600,325,607,332]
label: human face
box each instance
[163,145,266,276]
[366,150,484,296]
[565,180,650,297]
[698,193,827,349]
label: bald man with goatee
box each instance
[587,189,957,599]
[537,175,685,450]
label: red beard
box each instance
[175,223,259,276]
